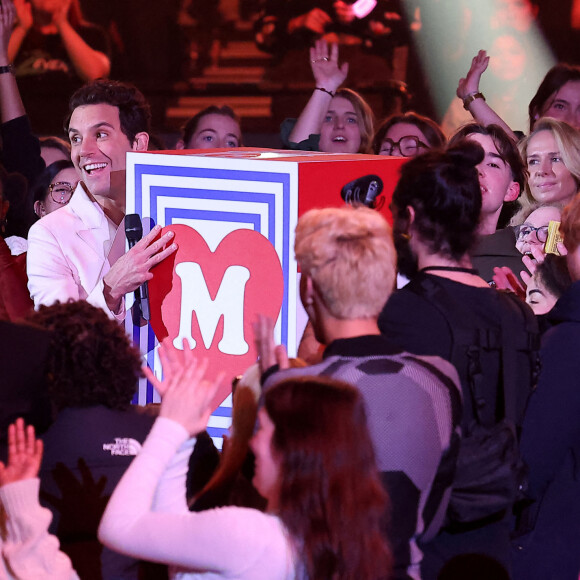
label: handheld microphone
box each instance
[341,174,384,210]
[125,214,150,321]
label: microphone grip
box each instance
[140,280,150,320]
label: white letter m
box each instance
[173,262,250,355]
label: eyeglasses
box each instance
[380,136,429,157]
[48,182,75,205]
[515,224,549,243]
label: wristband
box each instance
[463,92,485,110]
[0,64,14,75]
[315,87,335,98]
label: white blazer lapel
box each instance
[69,183,111,262]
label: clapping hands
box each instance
[253,314,289,375]
[144,339,223,437]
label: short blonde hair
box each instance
[512,118,580,225]
[295,206,396,319]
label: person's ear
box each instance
[406,205,416,225]
[504,181,520,203]
[303,275,316,306]
[33,200,45,218]
[132,132,149,152]
[175,139,185,150]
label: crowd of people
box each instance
[3,0,580,579]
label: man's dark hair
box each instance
[449,123,526,191]
[66,79,151,144]
[535,254,572,300]
[392,140,484,275]
[449,123,527,227]
[27,301,142,411]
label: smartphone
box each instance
[349,0,378,19]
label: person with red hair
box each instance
[99,340,392,580]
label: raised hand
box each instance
[291,7,332,35]
[53,0,72,29]
[493,266,526,301]
[0,1,17,57]
[146,338,223,436]
[334,1,356,24]
[310,39,348,93]
[253,314,289,375]
[457,50,489,100]
[12,0,32,33]
[0,419,43,486]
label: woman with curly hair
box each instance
[99,339,392,580]
[26,300,157,579]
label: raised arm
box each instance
[0,2,25,122]
[457,50,518,141]
[0,1,45,185]
[7,0,32,64]
[0,419,80,580]
[53,0,110,81]
[287,39,348,146]
[99,342,258,572]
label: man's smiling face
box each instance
[68,103,136,200]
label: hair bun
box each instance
[445,139,485,169]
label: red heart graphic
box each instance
[148,224,284,411]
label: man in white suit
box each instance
[27,80,177,319]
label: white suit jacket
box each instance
[27,183,125,320]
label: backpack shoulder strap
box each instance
[497,291,541,423]
[406,275,494,426]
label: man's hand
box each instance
[103,224,177,314]
[0,419,43,486]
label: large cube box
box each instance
[125,148,405,442]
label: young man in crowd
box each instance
[258,206,463,580]
[449,123,527,283]
[27,79,177,319]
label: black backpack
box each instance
[407,275,541,524]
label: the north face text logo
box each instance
[103,438,142,456]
